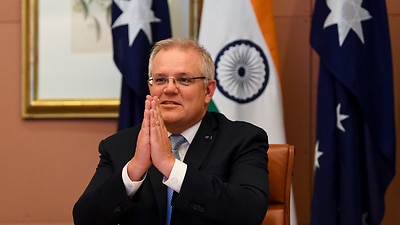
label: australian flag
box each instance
[111,0,172,130]
[310,0,396,224]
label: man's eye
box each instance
[155,78,168,83]
[178,78,192,84]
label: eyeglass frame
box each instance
[148,76,209,87]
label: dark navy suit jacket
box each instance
[73,112,269,225]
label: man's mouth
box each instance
[161,101,180,105]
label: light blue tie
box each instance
[166,135,186,225]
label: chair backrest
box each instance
[262,144,295,225]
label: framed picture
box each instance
[22,0,120,118]
[22,0,201,118]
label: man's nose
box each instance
[163,78,179,92]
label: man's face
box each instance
[149,47,216,133]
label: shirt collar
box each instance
[169,120,201,145]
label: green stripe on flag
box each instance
[207,99,219,112]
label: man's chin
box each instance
[160,113,182,124]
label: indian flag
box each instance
[198,0,285,144]
[199,0,297,223]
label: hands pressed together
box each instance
[127,95,176,181]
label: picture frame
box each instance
[21,0,201,119]
[22,0,120,118]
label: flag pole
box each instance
[190,0,203,40]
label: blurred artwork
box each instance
[71,0,112,53]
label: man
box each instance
[73,38,269,225]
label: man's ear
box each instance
[205,80,216,104]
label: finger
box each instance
[151,98,167,137]
[142,99,151,129]
[146,95,153,103]
[149,104,168,146]
[151,96,163,126]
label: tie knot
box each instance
[169,135,186,160]
[169,134,186,150]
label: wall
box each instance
[0,1,117,224]
[0,0,399,225]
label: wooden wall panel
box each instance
[382,14,400,225]
[274,0,314,224]
[272,0,311,17]
[387,0,400,14]
[275,15,312,225]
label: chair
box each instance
[262,144,295,225]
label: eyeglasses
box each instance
[148,76,208,87]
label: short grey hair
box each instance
[148,38,215,82]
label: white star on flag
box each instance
[323,0,372,46]
[314,141,323,169]
[336,103,349,132]
[112,0,161,46]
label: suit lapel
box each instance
[183,112,217,169]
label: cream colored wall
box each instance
[0,0,399,225]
